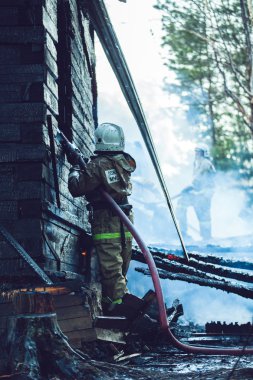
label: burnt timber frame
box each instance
[0,0,96,282]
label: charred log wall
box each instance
[0,0,96,280]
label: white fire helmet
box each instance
[95,123,125,152]
[195,143,210,158]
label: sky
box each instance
[95,0,253,324]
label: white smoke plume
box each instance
[96,0,253,324]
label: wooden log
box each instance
[0,26,45,44]
[135,267,253,300]
[0,239,43,260]
[133,247,253,284]
[0,125,21,142]
[0,144,46,163]
[0,290,149,380]
[0,201,18,220]
[0,242,22,259]
[0,83,57,106]
[0,2,57,40]
[18,200,42,218]
[16,163,42,181]
[0,0,43,7]
[20,124,44,144]
[0,259,38,277]
[0,64,46,85]
[0,104,46,124]
[0,219,42,240]
[0,181,42,201]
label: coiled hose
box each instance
[101,189,253,355]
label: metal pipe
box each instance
[101,189,253,355]
[86,0,189,261]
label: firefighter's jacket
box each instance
[192,157,216,196]
[68,152,136,243]
[68,152,136,204]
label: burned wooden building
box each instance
[0,0,96,279]
[0,0,113,356]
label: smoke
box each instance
[96,0,253,325]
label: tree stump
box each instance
[0,291,158,380]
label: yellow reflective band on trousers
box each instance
[93,231,132,241]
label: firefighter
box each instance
[67,123,136,313]
[176,143,216,241]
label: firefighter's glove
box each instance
[64,145,81,166]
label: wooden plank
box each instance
[71,118,95,153]
[45,32,57,60]
[0,64,45,84]
[0,64,44,77]
[0,124,21,142]
[0,259,37,276]
[44,0,57,24]
[0,103,46,123]
[95,316,129,330]
[0,241,21,259]
[58,316,92,332]
[0,83,28,104]
[0,201,18,220]
[56,305,90,320]
[2,218,41,239]
[45,48,58,78]
[21,123,43,144]
[42,203,88,232]
[0,236,43,259]
[18,200,42,218]
[72,98,93,128]
[14,122,44,145]
[0,0,43,6]
[53,294,83,308]
[95,328,126,344]
[44,84,58,116]
[46,69,58,95]
[0,144,46,163]
[16,163,42,181]
[0,26,45,44]
[43,7,58,43]
[66,328,97,342]
[82,15,94,58]
[0,181,42,201]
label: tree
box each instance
[155,0,253,190]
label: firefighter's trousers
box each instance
[91,208,133,301]
[177,192,212,240]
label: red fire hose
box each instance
[101,189,253,355]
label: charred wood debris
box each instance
[132,245,253,299]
